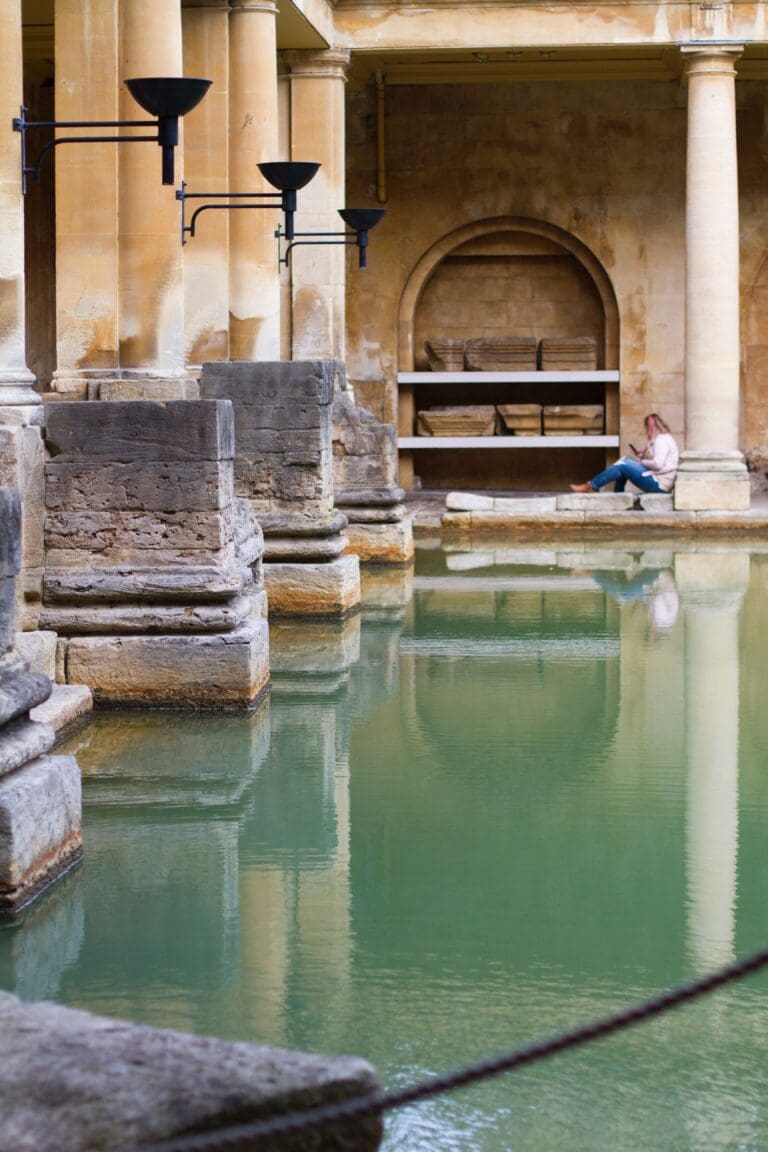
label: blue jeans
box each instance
[589,457,664,494]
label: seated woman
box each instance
[570,413,679,494]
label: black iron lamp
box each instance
[277,207,386,269]
[13,76,211,192]
[176,160,320,246]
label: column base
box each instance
[61,619,270,708]
[0,369,40,408]
[264,554,361,618]
[673,452,751,511]
[343,520,414,565]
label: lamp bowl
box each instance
[125,77,212,118]
[258,161,320,192]
[338,208,386,232]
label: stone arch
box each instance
[397,216,620,372]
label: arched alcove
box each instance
[396,217,620,491]
[398,216,619,372]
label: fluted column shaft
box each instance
[284,49,350,361]
[228,0,280,360]
[0,0,37,405]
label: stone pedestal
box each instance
[677,45,750,511]
[0,488,82,915]
[200,360,361,618]
[42,401,270,707]
[333,384,414,566]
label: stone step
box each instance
[637,492,674,511]
[556,493,634,511]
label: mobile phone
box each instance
[629,443,639,454]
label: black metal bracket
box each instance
[176,180,293,246]
[13,105,159,194]
[275,227,371,270]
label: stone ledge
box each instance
[30,685,93,736]
[0,991,381,1152]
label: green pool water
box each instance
[3,541,768,1151]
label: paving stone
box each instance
[493,496,558,513]
[445,492,494,511]
[637,493,674,511]
[556,493,634,512]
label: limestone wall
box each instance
[344,73,768,481]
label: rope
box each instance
[121,942,768,1152]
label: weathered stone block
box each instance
[263,535,347,561]
[340,504,405,524]
[555,493,634,512]
[637,492,675,511]
[30,685,93,736]
[45,461,234,512]
[64,619,270,707]
[0,718,56,780]
[0,489,21,578]
[41,594,254,635]
[674,472,751,511]
[0,755,82,912]
[446,492,494,511]
[201,359,336,406]
[12,630,56,679]
[97,378,199,402]
[0,990,381,1152]
[264,556,361,618]
[45,400,234,462]
[43,565,245,604]
[493,496,558,513]
[45,508,234,556]
[0,668,51,728]
[342,521,415,565]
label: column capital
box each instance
[680,42,744,77]
[229,1,278,13]
[282,48,351,82]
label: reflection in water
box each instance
[2,543,768,1152]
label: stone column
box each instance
[0,0,46,629]
[229,0,281,360]
[676,46,750,512]
[283,49,350,361]
[677,551,748,971]
[114,0,190,399]
[0,0,38,408]
[52,0,120,399]
[182,0,230,370]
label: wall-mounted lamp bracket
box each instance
[176,182,284,245]
[276,208,385,270]
[12,77,212,193]
[176,162,322,246]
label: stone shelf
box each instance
[398,435,620,448]
[398,371,620,384]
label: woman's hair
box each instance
[644,412,671,436]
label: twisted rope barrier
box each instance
[123,942,768,1152]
